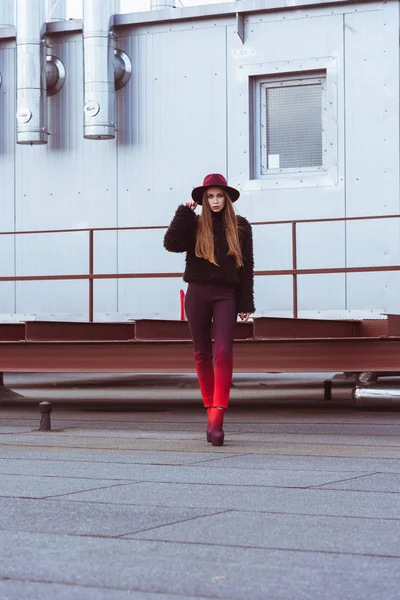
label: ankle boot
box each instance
[209,407,225,446]
[206,408,212,443]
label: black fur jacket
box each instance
[164,205,255,314]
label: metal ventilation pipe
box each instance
[83,0,116,140]
[150,1,177,9]
[16,0,47,144]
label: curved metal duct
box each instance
[83,0,116,140]
[354,382,400,409]
[16,0,47,144]
[353,371,400,409]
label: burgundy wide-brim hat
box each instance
[191,173,240,205]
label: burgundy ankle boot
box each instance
[206,408,212,443]
[209,407,225,446]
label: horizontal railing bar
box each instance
[1,213,400,237]
[1,264,400,283]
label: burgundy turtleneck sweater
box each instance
[164,205,255,314]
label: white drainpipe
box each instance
[83,0,116,140]
[16,0,47,144]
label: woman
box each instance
[164,174,255,446]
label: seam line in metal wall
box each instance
[116,35,120,316]
[343,13,348,311]
[225,24,228,183]
[13,45,16,314]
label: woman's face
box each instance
[206,187,226,212]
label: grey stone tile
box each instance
[0,580,209,600]
[0,458,369,488]
[0,497,216,537]
[63,481,400,519]
[0,459,142,481]
[0,447,235,465]
[318,473,400,493]
[125,510,400,557]
[199,453,400,473]
[2,431,400,457]
[0,428,35,434]
[0,530,399,600]
[232,423,400,435]
[0,474,126,499]
[233,432,400,446]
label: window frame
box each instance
[234,57,339,191]
[255,71,327,177]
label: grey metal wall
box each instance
[0,43,15,316]
[0,0,399,321]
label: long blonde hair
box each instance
[195,191,243,267]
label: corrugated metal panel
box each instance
[116,25,227,227]
[0,46,16,314]
[14,37,118,317]
[253,223,292,272]
[254,276,293,316]
[297,222,346,270]
[344,6,399,218]
[347,272,400,314]
[345,3,400,313]
[298,274,346,312]
[227,12,346,314]
[116,24,227,316]
[0,1,398,320]
[0,0,15,26]
[118,277,184,319]
[227,13,345,223]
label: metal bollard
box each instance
[39,401,52,431]
[323,380,332,401]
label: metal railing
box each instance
[1,212,400,321]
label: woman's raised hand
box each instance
[239,313,251,323]
[183,200,198,211]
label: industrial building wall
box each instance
[0,0,398,321]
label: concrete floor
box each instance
[0,384,400,599]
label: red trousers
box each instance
[185,283,237,409]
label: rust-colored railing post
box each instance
[292,221,298,319]
[89,229,94,322]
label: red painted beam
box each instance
[253,317,359,339]
[133,320,253,340]
[0,324,25,342]
[0,337,400,373]
[385,314,400,337]
[25,321,135,342]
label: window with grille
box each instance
[254,72,326,176]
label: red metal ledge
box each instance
[253,317,360,338]
[25,321,135,342]
[134,319,253,340]
[1,337,400,373]
[0,324,25,342]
